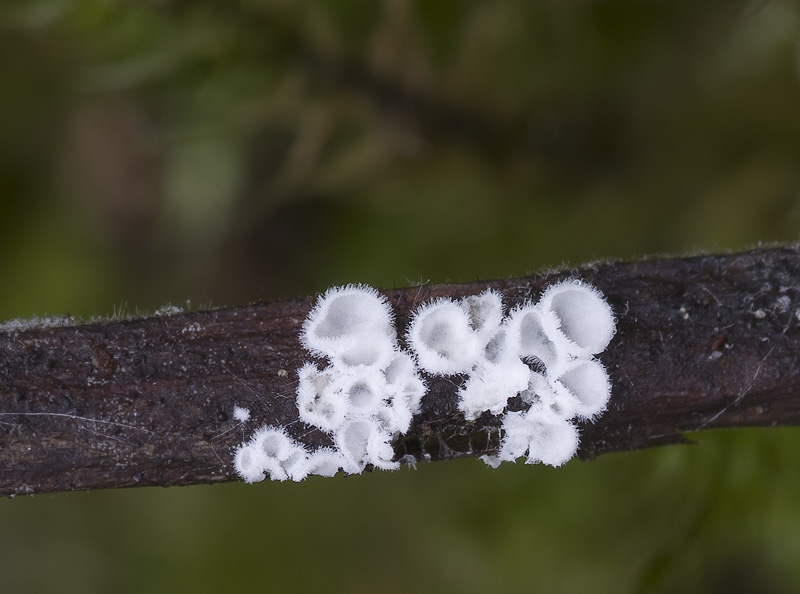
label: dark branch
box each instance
[2,248,800,496]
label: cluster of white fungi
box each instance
[235,281,615,483]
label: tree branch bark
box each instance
[3,248,800,496]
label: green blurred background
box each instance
[2,1,800,592]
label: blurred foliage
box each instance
[1,0,800,592]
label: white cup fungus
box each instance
[234,279,615,483]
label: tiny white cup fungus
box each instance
[302,285,395,360]
[523,415,580,467]
[233,405,250,423]
[336,419,374,474]
[333,332,395,369]
[384,353,426,412]
[407,300,482,375]
[458,358,531,420]
[303,448,345,478]
[461,290,504,338]
[554,359,612,420]
[538,280,616,356]
[505,305,568,375]
[249,427,307,481]
[234,444,268,483]
[342,375,384,414]
[234,279,616,483]
[375,399,413,434]
[296,363,348,432]
[366,427,400,471]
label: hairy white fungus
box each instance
[384,352,417,386]
[458,357,530,420]
[234,427,310,483]
[485,410,579,468]
[555,359,611,419]
[480,327,509,365]
[250,427,304,481]
[234,444,268,483]
[539,280,616,355]
[296,363,348,431]
[523,414,580,467]
[333,333,395,369]
[336,418,397,473]
[343,375,384,413]
[409,279,615,468]
[302,285,394,359]
[505,305,567,373]
[384,353,426,411]
[235,284,424,483]
[461,290,504,338]
[233,405,250,423]
[302,448,344,478]
[376,399,412,434]
[234,278,615,483]
[337,419,371,473]
[407,299,482,374]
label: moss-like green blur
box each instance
[1,1,800,592]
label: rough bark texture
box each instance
[2,248,800,496]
